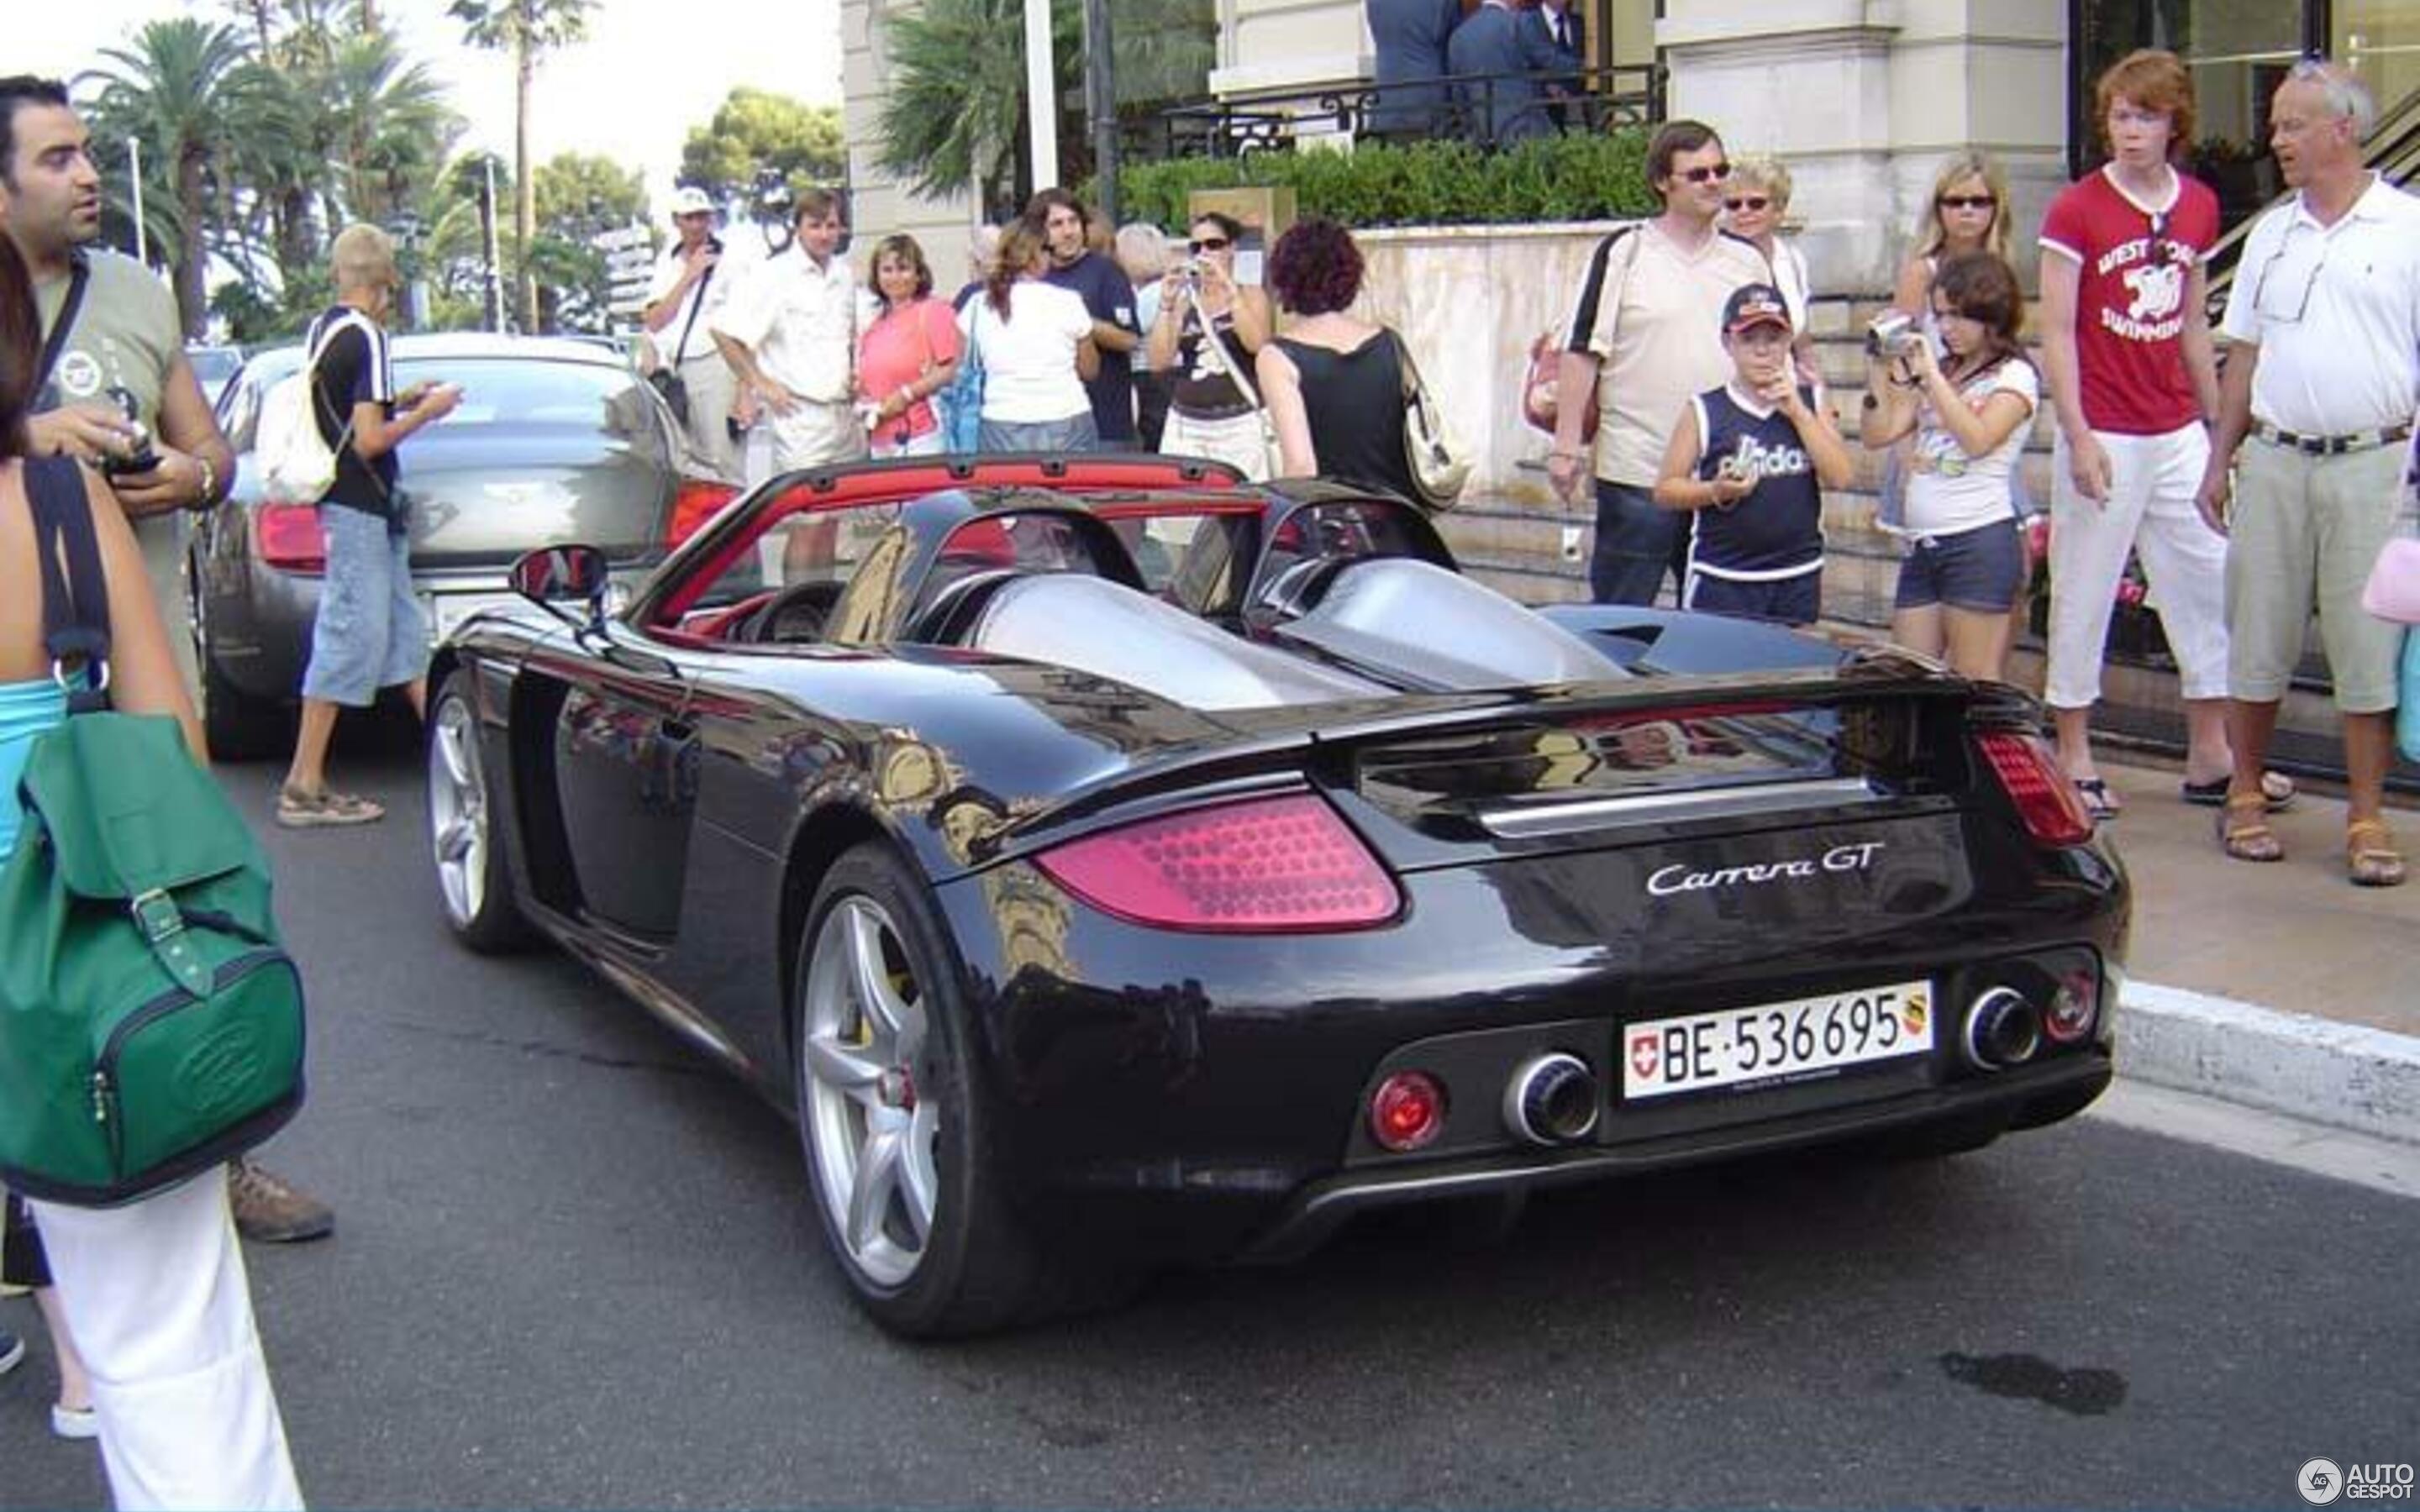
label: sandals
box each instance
[2217,793,2285,864]
[2181,770,2296,811]
[2071,777,2121,822]
[2347,819,2407,889]
[275,784,386,828]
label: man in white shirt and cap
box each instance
[641,185,742,483]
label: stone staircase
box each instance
[1427,294,2407,789]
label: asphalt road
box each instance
[4,745,2417,1509]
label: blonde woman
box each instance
[1116,222,1175,449]
[1893,150,2014,321]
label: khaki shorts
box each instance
[2227,437,2409,710]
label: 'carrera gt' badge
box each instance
[1645,842,1884,898]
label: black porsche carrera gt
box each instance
[424,455,2128,1337]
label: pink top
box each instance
[856,297,963,439]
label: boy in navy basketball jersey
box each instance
[1653,283,1854,625]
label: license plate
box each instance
[1623,980,1933,1100]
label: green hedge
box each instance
[1115,129,1655,231]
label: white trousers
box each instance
[671,353,744,486]
[29,1171,303,1511]
[769,399,870,473]
[1161,408,1275,481]
[2044,423,2231,707]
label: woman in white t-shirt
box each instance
[1860,249,2039,681]
[958,217,1101,454]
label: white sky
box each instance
[17,0,846,223]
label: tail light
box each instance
[1370,1072,1448,1152]
[254,503,325,574]
[1033,793,1400,932]
[667,479,739,547]
[2043,963,2100,1044]
[1974,731,2094,848]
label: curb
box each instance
[2117,979,2420,1147]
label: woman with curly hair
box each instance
[1253,218,1418,499]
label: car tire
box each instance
[193,597,291,761]
[426,669,529,953]
[795,844,1078,1338]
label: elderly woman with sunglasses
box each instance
[1720,155,1818,382]
[1149,212,1276,480]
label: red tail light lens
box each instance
[254,503,325,574]
[668,480,739,546]
[1975,731,2094,848]
[1369,1071,1447,1152]
[1033,794,1400,932]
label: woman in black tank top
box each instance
[1253,219,1418,500]
[1145,213,1276,480]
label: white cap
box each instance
[668,186,713,218]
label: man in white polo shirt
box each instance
[712,186,866,472]
[2196,59,2420,887]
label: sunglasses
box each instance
[1188,235,1231,253]
[1679,161,1733,184]
[1723,196,1772,213]
[1939,194,1997,211]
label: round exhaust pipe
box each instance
[1963,988,2043,1071]
[1503,1053,1600,1146]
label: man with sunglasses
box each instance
[2196,59,2420,887]
[1549,118,1770,605]
[2037,48,2244,826]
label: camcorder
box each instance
[1865,311,1923,359]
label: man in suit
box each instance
[1523,0,1588,130]
[1365,0,1462,143]
[1446,0,1577,146]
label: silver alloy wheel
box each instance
[427,694,489,929]
[802,895,939,1289]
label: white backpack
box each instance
[256,311,374,506]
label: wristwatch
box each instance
[192,454,219,512]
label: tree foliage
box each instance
[1117,131,1655,231]
[531,152,648,331]
[678,87,845,210]
[448,0,596,329]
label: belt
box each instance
[2250,420,2413,456]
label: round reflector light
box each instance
[1370,1071,1448,1153]
[2044,967,2099,1044]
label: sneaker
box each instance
[0,1330,24,1378]
[51,1403,98,1441]
[228,1158,335,1243]
[275,784,385,828]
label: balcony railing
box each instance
[1122,62,1666,164]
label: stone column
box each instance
[1657,0,2068,297]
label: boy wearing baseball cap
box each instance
[1651,283,1854,625]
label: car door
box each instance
[542,633,702,943]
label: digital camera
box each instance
[97,421,160,478]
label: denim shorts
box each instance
[300,501,428,707]
[1894,520,2024,613]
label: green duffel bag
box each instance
[0,457,305,1207]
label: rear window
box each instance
[398,359,652,435]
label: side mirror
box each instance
[509,545,609,606]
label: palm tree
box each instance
[80,18,254,338]
[324,30,460,227]
[448,0,595,331]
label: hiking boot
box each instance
[228,1158,335,1243]
[275,784,384,828]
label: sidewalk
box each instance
[2088,755,2420,1145]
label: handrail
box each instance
[1123,62,1665,163]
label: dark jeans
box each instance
[1589,479,1687,606]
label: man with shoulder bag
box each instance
[641,186,742,483]
[0,72,334,1247]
